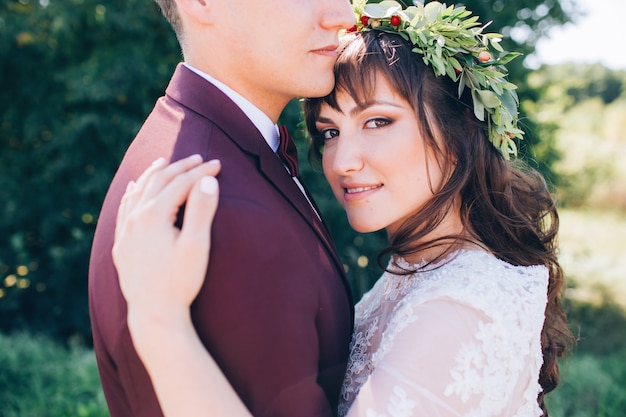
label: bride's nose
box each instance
[328,135,364,175]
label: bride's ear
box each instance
[174,0,216,25]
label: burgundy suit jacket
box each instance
[89,64,354,417]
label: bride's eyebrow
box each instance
[316,99,405,124]
[347,100,403,117]
[316,116,336,125]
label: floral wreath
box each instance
[348,0,524,159]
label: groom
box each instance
[88,0,355,416]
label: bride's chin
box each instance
[347,219,384,234]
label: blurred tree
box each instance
[461,0,578,185]
[529,63,626,111]
[526,63,626,207]
[0,0,180,342]
[0,0,578,343]
[565,64,624,105]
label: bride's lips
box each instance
[342,183,383,201]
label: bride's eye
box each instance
[364,118,391,129]
[321,128,340,141]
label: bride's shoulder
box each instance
[397,249,549,314]
[448,249,548,285]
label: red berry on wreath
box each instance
[361,15,369,26]
[390,15,401,26]
[347,25,357,33]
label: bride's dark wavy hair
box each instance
[304,31,573,415]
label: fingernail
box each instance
[200,176,218,194]
[188,154,203,163]
[126,181,135,192]
[152,157,165,166]
[207,159,220,166]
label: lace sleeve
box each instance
[344,299,541,417]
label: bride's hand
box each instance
[112,156,253,417]
[112,154,221,320]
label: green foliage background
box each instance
[0,0,181,342]
[1,0,626,416]
[0,332,108,417]
[0,0,578,343]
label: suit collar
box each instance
[182,63,280,152]
[166,63,267,158]
[164,64,349,285]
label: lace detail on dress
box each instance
[340,315,380,409]
[338,249,548,417]
[338,283,384,417]
[365,386,417,417]
[444,319,525,417]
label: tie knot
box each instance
[278,125,300,178]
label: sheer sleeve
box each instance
[345,299,540,417]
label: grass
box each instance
[547,353,626,417]
[0,209,623,417]
[548,208,626,416]
[0,332,109,417]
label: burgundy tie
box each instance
[278,125,300,178]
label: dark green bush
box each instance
[546,285,626,416]
[547,353,626,417]
[0,332,109,417]
[0,0,180,342]
[565,285,626,356]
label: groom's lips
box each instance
[312,44,339,57]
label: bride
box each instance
[112,2,573,416]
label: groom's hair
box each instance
[154,0,183,43]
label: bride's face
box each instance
[316,75,446,236]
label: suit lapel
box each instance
[165,64,348,279]
[257,146,346,274]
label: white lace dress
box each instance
[338,249,548,417]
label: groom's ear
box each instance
[174,0,216,26]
